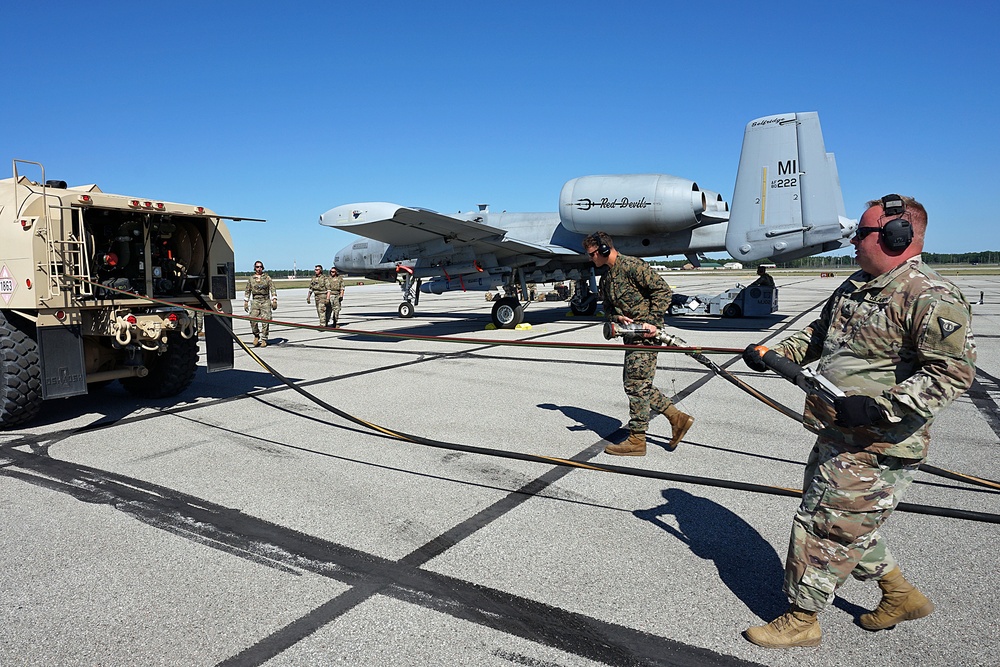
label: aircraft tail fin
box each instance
[725,112,857,263]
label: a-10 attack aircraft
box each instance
[320,111,857,328]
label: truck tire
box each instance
[0,313,43,429]
[120,333,199,398]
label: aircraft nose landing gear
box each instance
[397,272,420,318]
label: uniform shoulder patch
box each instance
[921,300,970,357]
[938,317,962,340]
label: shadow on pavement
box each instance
[13,367,284,430]
[634,488,787,621]
[537,403,623,441]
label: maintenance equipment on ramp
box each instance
[670,284,778,318]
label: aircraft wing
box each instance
[321,203,503,246]
[320,202,576,262]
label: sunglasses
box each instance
[854,226,881,241]
[587,249,601,258]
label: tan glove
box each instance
[271,298,277,310]
[243,300,249,313]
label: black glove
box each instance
[742,344,768,372]
[834,395,883,427]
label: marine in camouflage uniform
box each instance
[743,195,977,648]
[584,232,694,456]
[243,261,277,346]
[306,265,333,327]
[328,268,345,328]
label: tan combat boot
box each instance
[663,404,694,450]
[744,606,821,648]
[604,432,646,456]
[252,337,260,347]
[259,339,267,348]
[859,568,934,630]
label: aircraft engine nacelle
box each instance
[559,174,707,235]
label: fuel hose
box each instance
[188,291,999,525]
[79,280,999,521]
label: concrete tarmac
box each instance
[2,273,998,667]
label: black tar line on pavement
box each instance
[0,445,765,667]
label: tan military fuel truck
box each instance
[1,160,238,429]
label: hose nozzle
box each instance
[602,321,689,348]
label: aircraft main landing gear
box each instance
[490,297,523,329]
[570,278,598,316]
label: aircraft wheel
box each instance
[570,294,598,317]
[398,302,415,318]
[0,312,42,430]
[491,297,523,329]
[722,303,742,318]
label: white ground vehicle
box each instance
[670,284,778,318]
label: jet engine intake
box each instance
[559,174,709,235]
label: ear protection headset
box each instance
[878,194,914,251]
[595,231,613,257]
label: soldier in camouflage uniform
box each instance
[742,195,976,648]
[583,232,695,456]
[243,260,278,347]
[750,264,775,288]
[306,265,333,327]
[328,267,345,328]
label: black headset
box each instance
[596,232,613,257]
[878,194,914,251]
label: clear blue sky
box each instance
[4,1,998,270]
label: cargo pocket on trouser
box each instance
[783,449,888,611]
[784,517,841,612]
